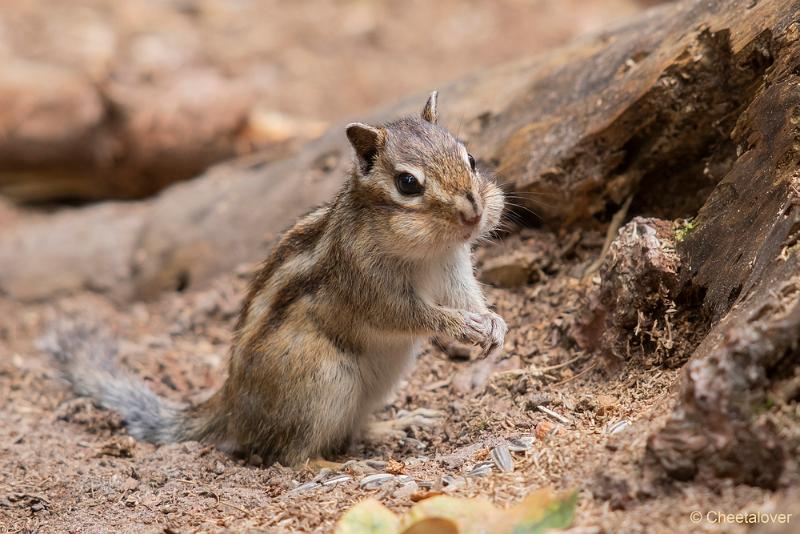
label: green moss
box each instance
[752,396,776,415]
[675,219,697,242]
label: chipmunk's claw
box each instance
[480,311,507,357]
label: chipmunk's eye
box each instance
[395,172,424,196]
[467,154,476,172]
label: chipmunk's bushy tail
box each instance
[39,319,189,444]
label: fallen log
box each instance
[646,70,800,489]
[0,0,617,204]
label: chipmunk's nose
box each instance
[459,191,482,226]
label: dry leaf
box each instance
[334,498,399,534]
[334,489,577,534]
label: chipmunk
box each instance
[43,92,507,466]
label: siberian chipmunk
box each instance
[45,92,507,466]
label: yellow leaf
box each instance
[504,489,578,534]
[334,498,400,534]
[334,489,578,534]
[401,495,498,534]
[400,517,459,534]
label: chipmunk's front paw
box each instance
[481,311,507,357]
[458,311,506,357]
[458,311,490,346]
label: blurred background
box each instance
[0,0,663,205]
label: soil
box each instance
[1,225,794,533]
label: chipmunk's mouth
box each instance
[458,219,483,242]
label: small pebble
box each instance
[404,437,427,451]
[212,461,225,475]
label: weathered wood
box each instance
[1,0,797,303]
[573,12,800,487]
[0,60,268,202]
[575,217,682,364]
[0,0,627,204]
[647,72,800,489]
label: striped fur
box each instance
[47,94,506,466]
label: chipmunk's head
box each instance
[346,91,504,258]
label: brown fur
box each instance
[49,93,507,466]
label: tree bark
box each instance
[646,72,800,489]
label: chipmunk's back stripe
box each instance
[309,311,363,354]
[264,270,326,331]
[235,206,330,333]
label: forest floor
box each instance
[2,0,797,532]
[1,225,793,533]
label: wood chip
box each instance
[535,420,561,440]
[386,458,405,475]
[536,405,572,425]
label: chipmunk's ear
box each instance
[421,91,438,124]
[346,123,385,174]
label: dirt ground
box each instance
[2,223,795,533]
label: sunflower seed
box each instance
[466,460,494,477]
[289,481,320,494]
[322,474,352,486]
[359,473,395,489]
[606,420,631,435]
[536,405,571,425]
[507,436,535,452]
[491,443,515,473]
[311,468,332,483]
